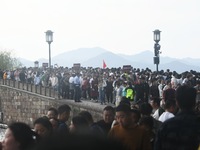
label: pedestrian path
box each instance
[58,98,115,112]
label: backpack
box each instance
[126,88,135,101]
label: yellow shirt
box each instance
[108,124,152,150]
[3,72,7,80]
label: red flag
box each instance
[103,60,107,69]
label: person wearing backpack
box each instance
[125,81,135,102]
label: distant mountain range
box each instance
[19,47,200,73]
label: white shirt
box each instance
[182,78,188,85]
[152,109,160,120]
[49,76,58,87]
[73,75,80,85]
[158,111,174,122]
[171,76,178,88]
[69,76,74,84]
[158,83,164,98]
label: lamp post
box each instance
[45,30,53,74]
[34,61,39,68]
[153,29,161,72]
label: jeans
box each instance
[99,88,105,104]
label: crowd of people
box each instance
[1,66,200,149]
[1,66,200,105]
[0,84,199,150]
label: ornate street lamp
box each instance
[45,30,53,74]
[153,29,161,43]
[34,61,39,68]
[153,29,161,72]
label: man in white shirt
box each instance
[171,72,178,89]
[69,73,75,99]
[158,100,176,122]
[150,97,164,120]
[49,73,58,90]
[73,72,81,102]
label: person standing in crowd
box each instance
[150,97,164,120]
[134,76,149,103]
[162,79,176,103]
[96,106,115,136]
[108,104,152,150]
[158,78,165,100]
[158,99,176,122]
[182,72,194,87]
[69,73,75,99]
[46,107,58,119]
[56,72,62,98]
[111,107,141,128]
[139,116,155,149]
[112,74,121,104]
[73,72,82,102]
[125,81,135,103]
[171,71,178,89]
[33,71,41,86]
[69,115,89,134]
[6,70,11,80]
[149,78,159,99]
[49,117,59,131]
[60,72,70,99]
[57,104,71,135]
[154,85,200,150]
[139,102,162,135]
[40,71,49,87]
[14,69,20,81]
[3,71,7,80]
[121,81,128,99]
[85,75,92,100]
[81,76,89,100]
[98,77,107,105]
[19,69,26,83]
[40,72,45,86]
[26,68,33,84]
[33,117,53,139]
[90,75,99,102]
[78,111,105,136]
[105,76,114,104]
[115,81,123,106]
[0,122,39,150]
[49,73,58,90]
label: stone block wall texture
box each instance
[0,85,103,128]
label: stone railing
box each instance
[0,79,104,127]
[0,79,59,99]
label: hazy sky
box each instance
[0,0,200,61]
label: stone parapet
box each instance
[0,85,104,127]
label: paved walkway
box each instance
[58,98,115,112]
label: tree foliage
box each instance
[0,50,22,70]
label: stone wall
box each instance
[0,85,103,127]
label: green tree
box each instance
[0,50,22,70]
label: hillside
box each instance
[19,47,200,73]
